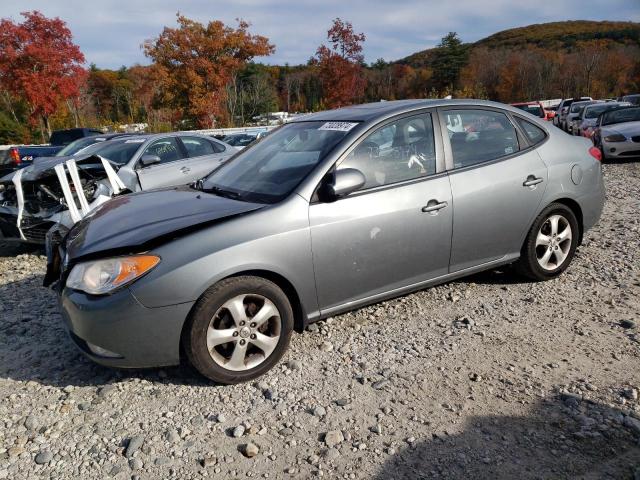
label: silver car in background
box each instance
[593,106,640,160]
[567,100,600,134]
[50,99,605,384]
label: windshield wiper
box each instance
[204,185,243,201]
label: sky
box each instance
[3,0,639,69]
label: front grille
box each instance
[20,218,54,243]
[619,150,640,157]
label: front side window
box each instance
[202,121,354,203]
[444,110,519,168]
[143,137,183,164]
[515,117,546,145]
[339,113,436,189]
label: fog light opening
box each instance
[86,341,122,359]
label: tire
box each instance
[0,230,29,257]
[183,276,294,384]
[516,203,580,281]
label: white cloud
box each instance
[3,0,638,68]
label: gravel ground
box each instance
[1,162,639,480]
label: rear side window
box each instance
[181,136,219,157]
[515,117,546,145]
[444,110,519,168]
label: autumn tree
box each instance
[144,14,274,128]
[0,11,86,141]
[315,18,367,108]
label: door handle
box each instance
[180,167,191,174]
[422,200,448,213]
[523,176,543,187]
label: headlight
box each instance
[66,255,160,295]
[604,134,626,142]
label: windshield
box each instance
[77,138,146,165]
[56,136,104,156]
[602,107,640,126]
[203,121,356,203]
[514,105,543,117]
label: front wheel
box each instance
[516,203,579,281]
[183,276,294,384]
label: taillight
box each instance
[588,146,602,162]
[9,148,21,166]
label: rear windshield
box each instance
[585,104,620,119]
[224,134,258,147]
[601,107,640,126]
[50,130,83,146]
[514,105,543,117]
[77,138,145,165]
[56,136,105,156]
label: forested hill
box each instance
[400,20,640,67]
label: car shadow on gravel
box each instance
[373,394,640,480]
[0,275,211,388]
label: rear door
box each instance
[177,136,232,181]
[439,108,548,272]
[136,136,189,189]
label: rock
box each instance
[620,319,636,329]
[154,457,170,466]
[324,430,344,448]
[202,455,217,467]
[335,398,350,407]
[125,435,145,458]
[232,425,245,438]
[319,341,334,352]
[623,415,640,434]
[371,424,383,435]
[243,443,259,458]
[216,413,227,423]
[34,451,53,464]
[372,380,390,390]
[24,415,38,430]
[307,323,319,333]
[323,448,341,461]
[287,360,302,371]
[129,458,143,470]
[313,406,327,417]
[469,372,482,382]
[623,388,638,401]
[165,428,180,443]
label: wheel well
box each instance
[226,270,307,333]
[553,198,584,244]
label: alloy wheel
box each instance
[207,294,281,371]
[535,214,572,271]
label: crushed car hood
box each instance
[65,186,265,260]
[0,154,105,183]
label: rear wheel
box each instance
[183,276,294,384]
[516,203,579,281]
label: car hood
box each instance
[602,121,640,136]
[64,186,265,260]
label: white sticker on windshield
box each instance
[125,138,146,143]
[319,122,358,132]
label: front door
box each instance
[309,111,453,313]
[136,136,189,190]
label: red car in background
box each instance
[511,102,553,121]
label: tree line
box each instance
[0,11,638,143]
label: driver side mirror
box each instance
[139,154,161,167]
[321,168,366,201]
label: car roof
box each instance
[294,99,523,124]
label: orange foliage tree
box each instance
[315,18,367,108]
[0,11,86,141]
[143,14,274,128]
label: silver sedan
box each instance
[50,99,605,384]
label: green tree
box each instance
[431,32,468,93]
